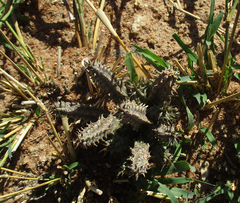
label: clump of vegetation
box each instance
[55,59,180,180]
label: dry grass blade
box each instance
[168,0,240,45]
[217,3,240,93]
[85,0,152,79]
[85,178,103,195]
[61,116,77,161]
[94,30,104,59]
[0,126,23,142]
[197,43,208,86]
[0,178,60,199]
[12,122,33,153]
[0,167,27,176]
[0,175,50,181]
[3,74,29,100]
[92,0,106,50]
[0,118,22,128]
[0,49,35,85]
[203,91,240,110]
[0,29,44,84]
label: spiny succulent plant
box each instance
[128,141,151,180]
[55,59,180,179]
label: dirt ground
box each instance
[0,0,240,202]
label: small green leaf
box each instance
[132,43,172,71]
[208,12,224,40]
[169,187,194,199]
[199,123,216,148]
[177,86,195,131]
[234,72,240,80]
[193,93,207,107]
[196,185,224,203]
[0,35,12,49]
[234,138,240,161]
[125,52,138,84]
[157,182,178,203]
[69,162,80,169]
[156,161,195,176]
[8,143,12,159]
[172,141,182,163]
[206,40,212,46]
[0,121,10,134]
[173,33,198,64]
[35,107,41,117]
[194,185,201,197]
[63,165,70,170]
[158,177,190,185]
[17,64,32,77]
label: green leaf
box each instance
[208,12,224,40]
[234,138,240,161]
[0,35,12,49]
[155,161,195,176]
[0,121,10,134]
[177,86,194,130]
[199,123,216,148]
[193,93,207,107]
[17,64,32,77]
[232,64,240,70]
[158,177,190,185]
[35,107,41,117]
[125,52,138,84]
[169,187,194,199]
[0,134,16,147]
[180,75,195,82]
[196,185,224,203]
[173,33,198,64]
[194,185,201,197]
[172,141,182,163]
[69,162,81,169]
[8,143,12,159]
[157,182,178,203]
[63,165,70,170]
[132,43,172,71]
[234,72,240,80]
